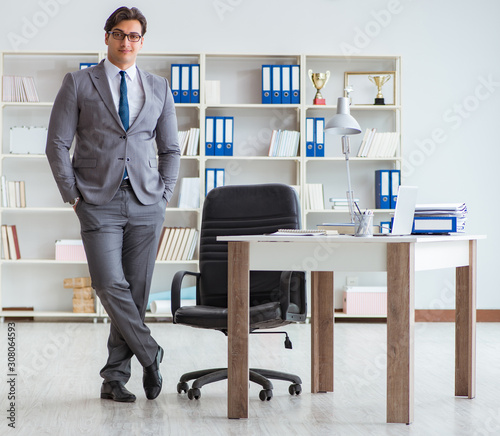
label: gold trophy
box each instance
[368,74,391,105]
[308,69,330,105]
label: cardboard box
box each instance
[343,286,387,316]
[72,298,95,313]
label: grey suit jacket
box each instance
[46,60,180,205]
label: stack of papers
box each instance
[414,203,467,233]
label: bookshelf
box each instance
[0,51,401,321]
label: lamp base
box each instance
[313,98,326,105]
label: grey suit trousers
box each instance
[75,183,166,382]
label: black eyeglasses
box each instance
[107,31,142,42]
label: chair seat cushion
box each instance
[174,301,282,330]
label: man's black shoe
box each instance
[143,346,164,400]
[100,381,136,403]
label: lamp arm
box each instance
[342,136,356,224]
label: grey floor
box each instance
[0,320,499,436]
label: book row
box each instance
[179,128,200,156]
[2,75,39,102]
[171,64,200,104]
[157,227,198,261]
[357,129,399,158]
[267,130,300,157]
[262,65,300,104]
[1,225,20,260]
[1,177,26,208]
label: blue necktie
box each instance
[119,71,129,179]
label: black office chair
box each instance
[171,183,307,401]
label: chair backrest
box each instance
[198,184,301,308]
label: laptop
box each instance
[377,185,418,236]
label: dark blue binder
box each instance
[375,170,391,209]
[271,65,281,104]
[180,64,190,103]
[281,65,291,104]
[291,65,300,104]
[306,117,315,157]
[390,169,401,209]
[170,64,181,103]
[314,118,325,157]
[262,65,272,104]
[224,117,234,156]
[214,117,225,156]
[205,117,215,156]
[190,64,200,104]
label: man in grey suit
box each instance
[46,6,180,402]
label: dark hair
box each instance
[104,7,147,36]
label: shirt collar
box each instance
[103,58,138,82]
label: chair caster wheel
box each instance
[187,388,201,400]
[259,389,273,401]
[288,383,302,396]
[177,382,189,394]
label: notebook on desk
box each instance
[376,185,418,236]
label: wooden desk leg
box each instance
[227,241,250,419]
[311,271,334,393]
[455,239,477,399]
[387,243,415,424]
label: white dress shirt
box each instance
[103,58,145,128]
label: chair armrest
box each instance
[171,270,200,320]
[278,271,293,319]
[278,271,305,321]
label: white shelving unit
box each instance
[0,51,401,321]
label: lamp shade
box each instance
[325,97,362,135]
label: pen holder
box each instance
[355,211,374,237]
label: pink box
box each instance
[343,286,387,316]
[55,240,87,261]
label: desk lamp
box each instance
[324,97,362,225]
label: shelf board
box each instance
[1,259,198,265]
[305,156,401,162]
[334,312,386,319]
[305,104,401,111]
[206,103,300,109]
[1,101,53,107]
[305,209,394,214]
[204,155,299,161]
[0,310,98,318]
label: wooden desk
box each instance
[218,234,484,423]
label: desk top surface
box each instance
[218,234,486,244]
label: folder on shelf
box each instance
[215,168,225,188]
[291,65,300,104]
[205,168,216,195]
[170,64,181,103]
[262,65,271,104]
[306,117,315,157]
[412,216,458,234]
[281,65,291,104]
[375,169,391,209]
[190,64,200,104]
[180,64,190,103]
[79,63,97,69]
[271,65,281,104]
[314,118,325,157]
[214,117,225,156]
[380,221,391,234]
[224,116,234,156]
[205,116,215,156]
[390,169,401,209]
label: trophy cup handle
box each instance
[325,70,331,87]
[308,69,314,86]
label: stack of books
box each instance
[412,203,467,234]
[357,128,399,158]
[2,76,39,102]
[1,225,20,260]
[329,197,360,211]
[268,130,300,157]
[179,128,200,156]
[156,227,198,261]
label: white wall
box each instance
[2,0,499,309]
